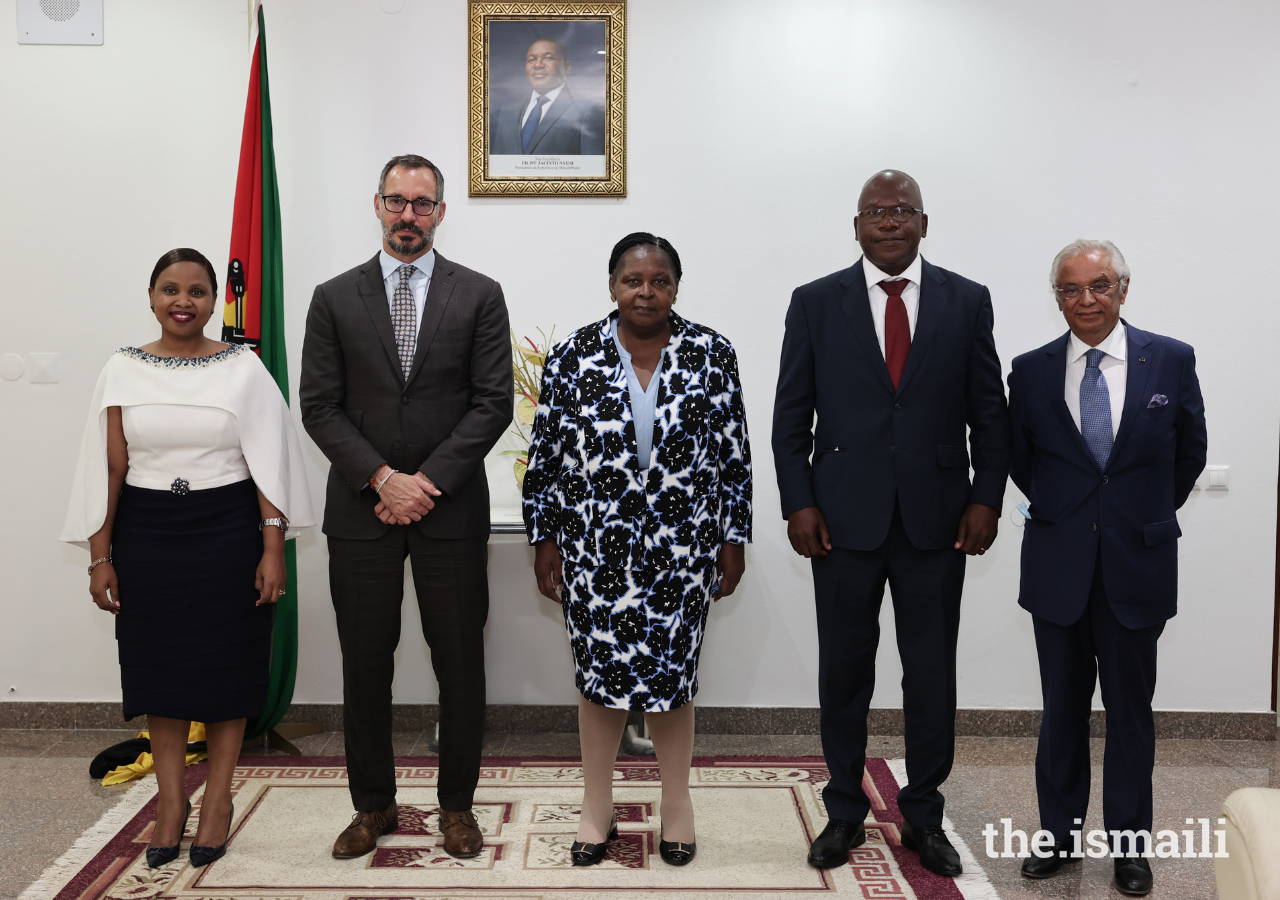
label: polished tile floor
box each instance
[2,727,1275,899]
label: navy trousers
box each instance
[1032,550,1164,846]
[812,502,966,828]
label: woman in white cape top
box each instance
[61,249,314,869]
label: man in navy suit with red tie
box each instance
[1008,240,1206,896]
[773,170,1011,876]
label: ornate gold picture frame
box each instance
[468,0,626,197]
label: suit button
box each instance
[890,445,896,453]
[1101,475,1109,484]
[401,396,410,405]
[392,441,401,450]
[1091,523,1098,531]
[894,402,902,411]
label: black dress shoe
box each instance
[146,800,192,868]
[1114,857,1153,896]
[900,821,962,876]
[1020,840,1081,878]
[807,819,867,868]
[659,830,697,866]
[569,814,618,866]
[190,803,233,869]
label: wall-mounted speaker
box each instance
[16,0,103,45]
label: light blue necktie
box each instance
[520,95,549,154]
[1080,348,1113,470]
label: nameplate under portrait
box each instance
[468,0,626,197]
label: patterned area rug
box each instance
[21,755,999,900]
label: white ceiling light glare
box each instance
[16,0,103,45]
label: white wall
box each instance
[2,0,1276,713]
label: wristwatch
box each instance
[259,517,290,533]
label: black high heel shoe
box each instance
[570,814,618,866]
[146,800,192,868]
[190,802,234,869]
[659,828,697,866]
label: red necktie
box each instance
[881,279,911,390]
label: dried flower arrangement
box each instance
[501,329,554,488]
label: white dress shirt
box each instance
[862,254,923,359]
[520,85,563,127]
[1065,321,1127,439]
[379,248,436,327]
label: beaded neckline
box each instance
[117,344,247,369]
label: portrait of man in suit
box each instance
[1008,240,1207,896]
[489,34,605,157]
[773,169,1011,879]
[491,28,606,160]
[299,154,513,863]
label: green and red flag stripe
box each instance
[224,2,296,740]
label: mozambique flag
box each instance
[224,3,296,741]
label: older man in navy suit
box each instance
[1008,240,1206,896]
[774,170,1010,876]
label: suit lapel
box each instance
[894,259,943,396]
[529,88,573,151]
[838,261,896,395]
[1045,332,1100,468]
[404,252,456,388]
[357,253,403,382]
[1107,320,1153,467]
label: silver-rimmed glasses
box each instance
[858,206,923,224]
[1054,282,1122,301]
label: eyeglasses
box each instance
[858,206,923,224]
[1053,282,1121,301]
[381,194,440,216]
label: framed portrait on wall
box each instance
[468,1,626,197]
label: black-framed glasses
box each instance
[1054,281,1121,301]
[381,194,440,216]
[858,206,923,224]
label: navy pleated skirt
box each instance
[112,479,271,723]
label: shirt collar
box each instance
[379,248,436,283]
[531,85,564,106]
[1067,320,1128,365]
[863,253,923,291]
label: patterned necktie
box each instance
[880,279,911,390]
[521,95,549,154]
[391,264,417,379]
[1080,347,1114,469]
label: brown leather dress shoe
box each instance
[332,802,398,859]
[439,808,483,858]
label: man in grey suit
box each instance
[491,38,605,155]
[300,155,513,861]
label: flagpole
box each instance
[226,2,321,757]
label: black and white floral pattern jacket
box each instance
[523,311,752,571]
